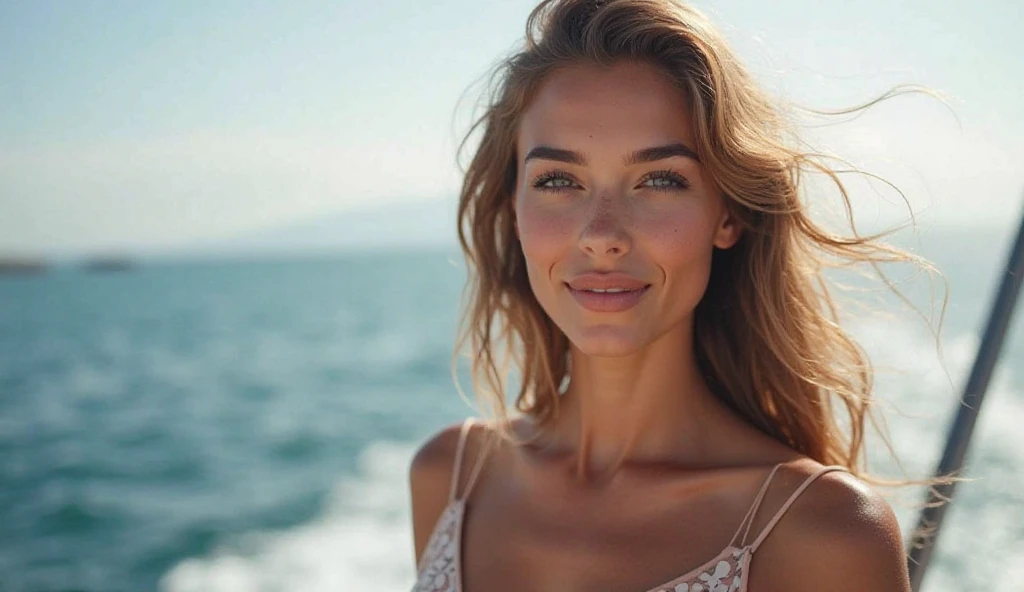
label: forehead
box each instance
[517,61,695,158]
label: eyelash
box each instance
[531,169,690,192]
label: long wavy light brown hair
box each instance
[452,0,946,488]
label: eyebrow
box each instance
[523,142,700,166]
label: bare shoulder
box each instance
[752,461,911,592]
[409,422,465,564]
[409,422,465,494]
[409,419,491,568]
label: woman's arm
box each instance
[753,471,912,592]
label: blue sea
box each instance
[0,236,1021,591]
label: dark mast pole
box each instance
[907,195,1024,592]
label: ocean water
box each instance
[0,238,1021,592]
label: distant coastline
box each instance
[0,258,48,276]
[81,257,135,273]
[0,256,141,276]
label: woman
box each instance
[410,0,924,590]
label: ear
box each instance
[712,207,742,250]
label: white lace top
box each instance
[412,419,846,592]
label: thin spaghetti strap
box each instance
[749,465,849,553]
[728,462,784,548]
[448,418,477,503]
[460,426,494,501]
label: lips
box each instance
[565,273,649,292]
[564,272,651,313]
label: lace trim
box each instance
[650,546,749,592]
[412,501,464,592]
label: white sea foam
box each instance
[160,441,418,592]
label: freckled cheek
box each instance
[516,206,576,266]
[639,212,713,267]
[516,205,577,308]
[642,212,718,311]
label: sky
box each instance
[0,0,1022,256]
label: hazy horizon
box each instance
[2,0,1022,256]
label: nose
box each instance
[578,195,631,258]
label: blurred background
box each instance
[0,1,1022,590]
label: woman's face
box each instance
[514,60,740,357]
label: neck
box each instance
[546,321,733,481]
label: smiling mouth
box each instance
[565,283,651,312]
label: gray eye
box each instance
[644,176,674,188]
[545,177,573,188]
[640,171,689,190]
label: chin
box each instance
[569,325,649,358]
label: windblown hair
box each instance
[453,0,942,484]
